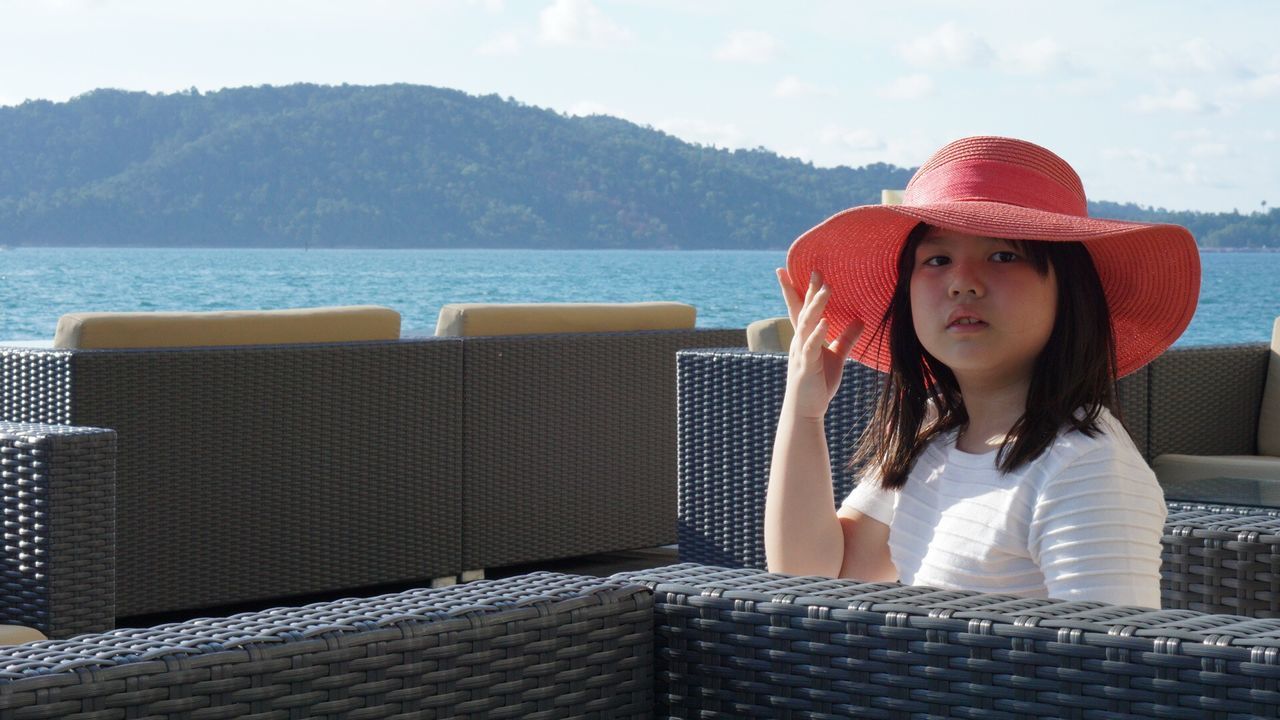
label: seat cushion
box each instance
[746,316,795,353]
[434,302,695,337]
[1259,316,1280,456]
[1152,453,1280,484]
[0,625,47,646]
[53,306,401,349]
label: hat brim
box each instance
[785,202,1201,377]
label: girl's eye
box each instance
[921,255,950,267]
[991,251,1020,263]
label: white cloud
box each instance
[467,0,505,13]
[1103,147,1175,174]
[538,0,630,48]
[1132,88,1217,114]
[773,75,833,98]
[1189,142,1229,158]
[1102,147,1228,188]
[565,100,625,118]
[713,30,779,64]
[1150,38,1229,74]
[878,73,933,101]
[999,37,1070,76]
[657,118,749,149]
[1172,128,1215,142]
[899,23,993,68]
[475,30,522,56]
[1226,73,1280,100]
[820,126,886,152]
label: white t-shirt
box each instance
[841,408,1166,608]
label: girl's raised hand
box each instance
[776,268,864,420]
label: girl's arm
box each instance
[764,269,867,577]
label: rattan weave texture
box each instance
[1147,343,1270,458]
[675,349,882,571]
[463,329,745,569]
[0,572,653,718]
[1165,502,1280,618]
[0,422,116,639]
[616,562,1280,719]
[1,340,466,618]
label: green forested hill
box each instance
[0,83,1274,248]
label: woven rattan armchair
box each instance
[674,346,1280,617]
[5,560,1280,717]
[0,329,745,632]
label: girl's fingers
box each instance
[776,268,802,325]
[830,316,864,360]
[801,318,830,360]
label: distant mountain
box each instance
[0,83,1275,248]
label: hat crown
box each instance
[903,136,1088,217]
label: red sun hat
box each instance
[786,135,1200,378]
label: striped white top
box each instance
[842,408,1166,608]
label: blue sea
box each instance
[0,247,1276,346]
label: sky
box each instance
[2,0,1278,213]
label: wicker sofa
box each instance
[0,328,743,637]
[5,553,1280,718]
[675,342,1275,572]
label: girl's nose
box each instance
[948,265,985,297]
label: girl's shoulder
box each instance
[1030,407,1155,489]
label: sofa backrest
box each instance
[53,306,401,349]
[1258,316,1280,456]
[434,302,695,336]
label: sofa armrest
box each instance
[615,563,1280,717]
[1148,343,1270,458]
[0,572,652,716]
[0,423,116,638]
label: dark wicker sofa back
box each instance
[676,344,1273,572]
[1,328,745,634]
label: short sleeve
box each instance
[841,476,895,525]
[1028,444,1167,608]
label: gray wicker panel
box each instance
[0,423,115,639]
[0,571,653,718]
[676,349,882,571]
[1148,343,1270,458]
[69,339,464,616]
[463,329,745,569]
[1163,502,1280,618]
[0,351,73,425]
[615,563,1280,718]
[1115,364,1149,459]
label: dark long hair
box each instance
[850,223,1119,489]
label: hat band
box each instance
[904,158,1087,216]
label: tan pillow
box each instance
[54,306,401,349]
[0,625,46,646]
[434,302,695,337]
[1258,316,1280,456]
[746,317,795,352]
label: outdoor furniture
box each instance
[0,328,745,633]
[673,343,1264,571]
[0,422,116,640]
[1151,316,1280,482]
[6,562,1280,717]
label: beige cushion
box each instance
[746,316,795,352]
[1152,453,1280,484]
[434,302,695,337]
[0,625,46,646]
[53,306,401,349]
[1258,316,1280,456]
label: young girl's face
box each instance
[908,227,1058,386]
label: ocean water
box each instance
[0,247,1276,346]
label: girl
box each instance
[764,136,1199,608]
